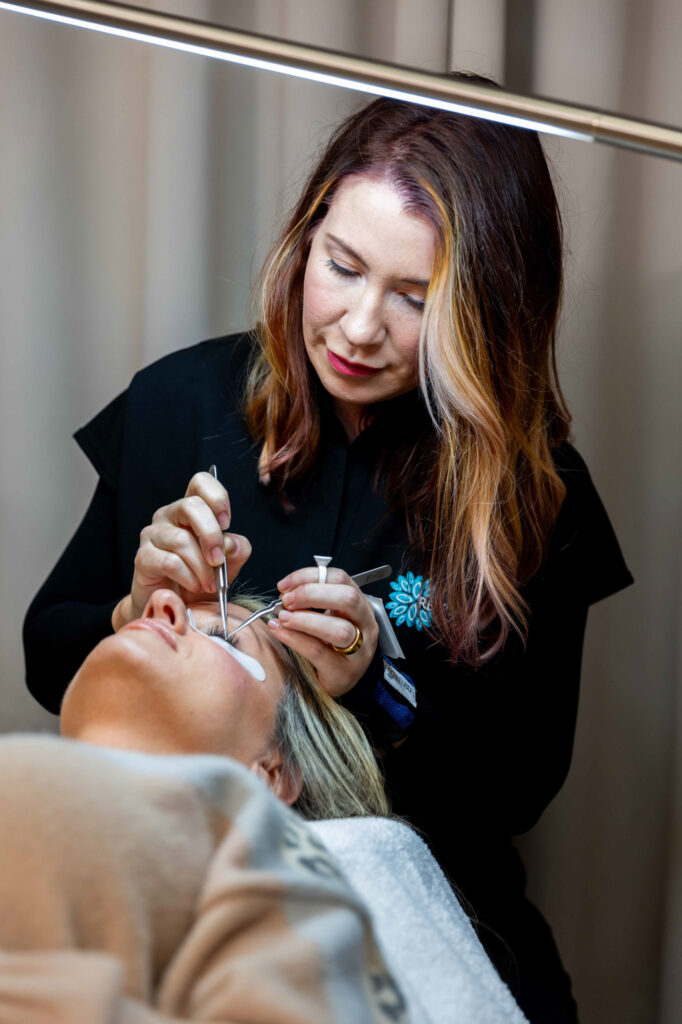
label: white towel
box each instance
[310,817,528,1024]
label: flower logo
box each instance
[386,572,432,631]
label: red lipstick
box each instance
[327,350,380,377]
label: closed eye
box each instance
[401,293,425,312]
[207,624,239,647]
[326,257,358,278]
[327,258,425,312]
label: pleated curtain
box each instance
[0,2,680,1021]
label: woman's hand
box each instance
[112,472,251,630]
[269,567,379,698]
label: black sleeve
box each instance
[550,442,634,606]
[23,479,121,713]
[72,389,126,491]
[23,392,128,714]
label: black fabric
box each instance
[23,333,633,1022]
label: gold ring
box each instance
[332,625,364,656]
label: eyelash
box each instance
[325,258,425,313]
[207,625,237,646]
[326,257,356,279]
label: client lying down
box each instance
[1,589,527,1024]
[0,589,403,1024]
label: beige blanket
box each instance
[0,735,407,1024]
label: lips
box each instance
[121,619,178,651]
[327,349,381,377]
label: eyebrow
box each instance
[326,232,430,289]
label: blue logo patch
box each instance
[386,572,432,631]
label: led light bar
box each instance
[2,0,682,161]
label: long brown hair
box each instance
[246,78,571,664]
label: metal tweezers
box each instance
[227,563,392,643]
[209,465,230,642]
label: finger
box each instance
[277,566,352,592]
[145,522,217,593]
[223,533,252,583]
[267,623,360,699]
[134,542,207,596]
[266,622,334,666]
[274,610,364,651]
[162,495,227,568]
[185,471,231,530]
[280,582,372,624]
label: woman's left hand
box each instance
[270,567,379,698]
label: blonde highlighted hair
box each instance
[246,76,570,664]
[235,597,389,820]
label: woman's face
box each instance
[302,175,435,438]
[60,590,286,773]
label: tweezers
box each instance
[209,465,229,642]
[227,563,392,642]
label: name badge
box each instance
[382,658,417,708]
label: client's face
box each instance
[60,590,287,777]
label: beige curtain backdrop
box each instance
[0,1,680,1021]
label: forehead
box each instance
[328,176,404,220]
[323,176,435,263]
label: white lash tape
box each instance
[186,610,266,681]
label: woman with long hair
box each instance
[24,78,632,1022]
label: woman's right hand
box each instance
[112,472,252,630]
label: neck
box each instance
[63,723,178,756]
[332,399,369,442]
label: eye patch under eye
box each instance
[186,611,266,681]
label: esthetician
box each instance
[24,78,633,1023]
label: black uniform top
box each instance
[24,334,633,1022]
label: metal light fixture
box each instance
[2,0,682,161]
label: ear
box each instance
[250,750,303,807]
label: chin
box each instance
[94,629,167,681]
[60,637,160,741]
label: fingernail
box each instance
[277,577,290,590]
[210,545,223,564]
[282,592,294,608]
[223,536,234,555]
[218,512,230,530]
[267,617,281,630]
[278,610,292,622]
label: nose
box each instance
[142,589,188,635]
[340,286,387,347]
